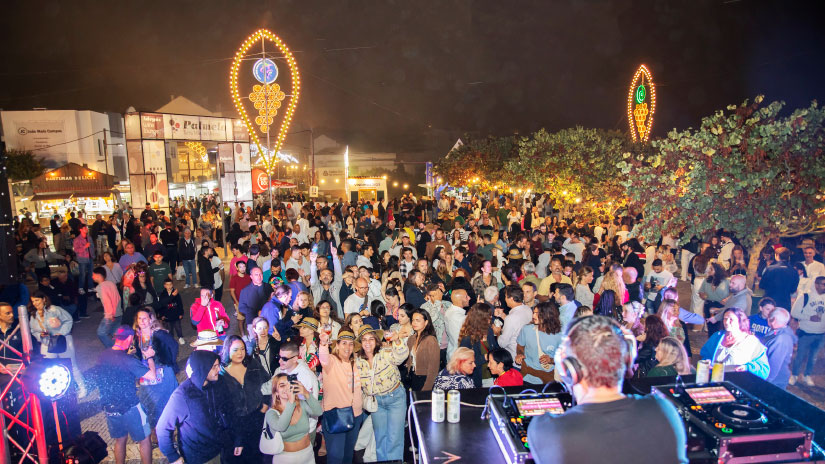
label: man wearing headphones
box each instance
[528,315,687,464]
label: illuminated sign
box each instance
[229,29,301,174]
[627,64,656,142]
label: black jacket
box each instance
[178,237,196,261]
[135,329,180,373]
[197,253,215,289]
[157,351,235,464]
[157,289,184,322]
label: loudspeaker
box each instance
[0,143,20,286]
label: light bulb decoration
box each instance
[627,64,656,142]
[184,141,209,163]
[229,29,301,172]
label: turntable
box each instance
[653,382,814,463]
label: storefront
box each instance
[124,111,255,215]
[30,163,120,220]
[346,176,387,203]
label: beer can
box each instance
[447,390,461,423]
[711,362,725,383]
[431,389,445,423]
[696,360,711,384]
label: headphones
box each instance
[554,316,637,388]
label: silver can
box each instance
[431,389,445,423]
[696,359,711,384]
[447,390,461,423]
[711,362,725,383]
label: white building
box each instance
[0,109,127,180]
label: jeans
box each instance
[323,412,365,464]
[372,385,407,461]
[182,259,196,286]
[97,316,122,348]
[77,259,93,291]
[792,331,824,376]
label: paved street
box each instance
[69,254,241,463]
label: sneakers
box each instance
[803,375,815,387]
[789,375,797,386]
[184,284,190,289]
[78,288,85,295]
[178,337,185,345]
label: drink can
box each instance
[696,360,711,384]
[447,390,461,423]
[711,362,725,383]
[431,389,445,423]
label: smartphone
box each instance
[286,374,298,383]
[312,242,319,254]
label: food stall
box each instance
[30,163,120,221]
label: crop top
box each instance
[265,395,323,443]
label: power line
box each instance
[29,131,104,151]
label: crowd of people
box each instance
[1,190,824,464]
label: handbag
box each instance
[47,334,67,354]
[322,362,356,434]
[363,361,378,413]
[259,409,284,455]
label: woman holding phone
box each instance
[266,374,322,463]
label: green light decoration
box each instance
[635,85,646,104]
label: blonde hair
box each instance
[656,337,691,375]
[600,269,626,300]
[446,347,475,375]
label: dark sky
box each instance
[2,0,824,154]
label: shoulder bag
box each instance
[322,360,356,433]
[259,409,284,455]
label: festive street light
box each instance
[627,64,656,142]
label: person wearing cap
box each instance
[95,325,157,464]
[157,350,235,464]
[355,324,409,462]
[319,329,364,464]
[294,316,321,371]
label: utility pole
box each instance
[310,127,315,186]
[102,128,111,176]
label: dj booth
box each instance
[410,372,825,464]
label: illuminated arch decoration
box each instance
[230,29,301,173]
[627,64,656,142]
[184,141,208,163]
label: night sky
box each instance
[2,0,824,154]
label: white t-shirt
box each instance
[211,256,223,288]
[644,270,674,301]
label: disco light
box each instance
[22,359,73,400]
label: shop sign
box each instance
[140,113,164,139]
[163,114,201,140]
[200,117,228,141]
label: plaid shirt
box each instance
[399,259,415,279]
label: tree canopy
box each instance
[619,96,825,250]
[4,149,46,182]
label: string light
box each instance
[627,64,656,142]
[229,29,301,172]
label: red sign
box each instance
[252,168,269,194]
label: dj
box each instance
[527,315,687,464]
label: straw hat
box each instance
[357,324,384,343]
[294,317,320,333]
[507,248,523,260]
[190,330,223,347]
[334,329,361,351]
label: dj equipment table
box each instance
[410,373,825,464]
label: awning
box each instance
[31,190,117,202]
[270,180,297,189]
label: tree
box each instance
[620,96,825,285]
[4,149,46,182]
[434,135,518,191]
[507,127,630,220]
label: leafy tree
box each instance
[434,135,519,191]
[620,96,825,285]
[4,149,46,182]
[507,127,630,220]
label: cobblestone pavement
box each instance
[71,255,240,463]
[65,272,823,463]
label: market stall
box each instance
[30,163,120,220]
